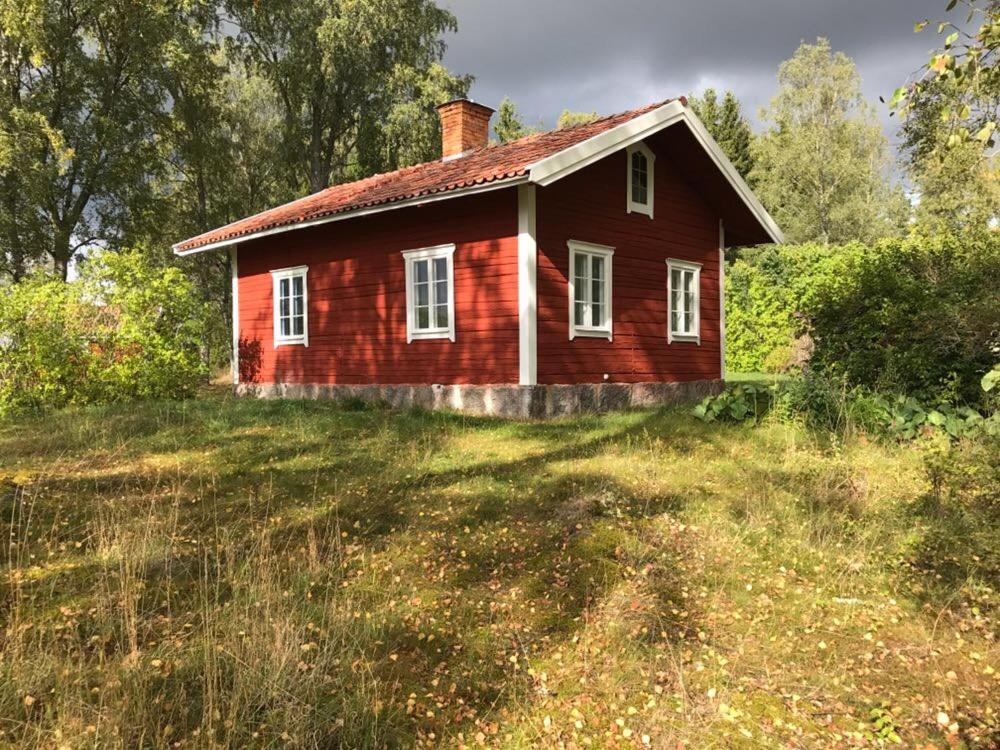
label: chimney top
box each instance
[436,99,495,160]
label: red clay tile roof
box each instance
[174,100,672,253]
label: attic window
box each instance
[627,142,655,218]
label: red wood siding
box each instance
[536,129,722,384]
[236,188,519,385]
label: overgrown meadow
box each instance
[2,393,997,748]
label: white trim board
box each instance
[175,100,782,256]
[517,184,538,386]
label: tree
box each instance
[0,0,216,280]
[223,0,465,195]
[893,0,999,150]
[556,109,599,129]
[494,96,528,143]
[895,3,999,236]
[750,39,908,244]
[688,88,755,180]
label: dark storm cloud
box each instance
[441,0,955,150]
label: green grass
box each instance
[1,391,997,748]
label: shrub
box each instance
[804,235,999,406]
[0,250,210,416]
[725,236,1000,407]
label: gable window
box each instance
[403,244,456,342]
[271,265,308,347]
[666,258,701,344]
[626,141,655,218]
[568,240,614,340]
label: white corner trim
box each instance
[526,100,783,244]
[517,184,538,385]
[270,265,309,348]
[230,246,239,384]
[173,177,529,256]
[626,141,655,219]
[568,240,615,341]
[402,243,456,343]
[666,257,702,345]
[719,220,726,380]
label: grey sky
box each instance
[441,0,953,155]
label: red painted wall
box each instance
[235,188,520,385]
[535,128,723,384]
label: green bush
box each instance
[0,250,210,416]
[725,236,1000,407]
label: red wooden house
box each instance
[175,98,782,417]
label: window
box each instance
[626,141,655,218]
[271,265,308,347]
[403,244,455,342]
[666,258,701,344]
[568,240,614,340]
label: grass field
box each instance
[1,391,997,748]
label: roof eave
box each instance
[173,174,531,256]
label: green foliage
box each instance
[0,251,210,415]
[726,236,1000,407]
[868,704,903,744]
[224,0,464,194]
[750,39,909,243]
[556,109,600,129]
[693,383,776,424]
[687,88,755,180]
[494,96,530,143]
[0,0,217,278]
[804,235,999,406]
[896,1,999,151]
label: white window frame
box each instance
[626,141,655,219]
[402,243,456,343]
[666,258,701,345]
[271,265,309,348]
[568,240,614,341]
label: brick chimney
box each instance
[436,99,494,159]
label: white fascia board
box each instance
[173,176,530,256]
[525,100,784,245]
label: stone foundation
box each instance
[237,380,723,419]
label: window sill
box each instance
[571,327,613,341]
[627,204,654,219]
[275,338,308,348]
[408,330,455,343]
[668,334,700,345]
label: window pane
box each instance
[416,282,429,308]
[683,271,693,294]
[435,279,448,305]
[433,257,447,283]
[684,311,694,334]
[632,152,648,204]
[415,259,428,284]
[417,306,429,329]
[671,289,682,331]
[591,255,603,281]
[671,309,680,332]
[574,253,587,282]
[435,304,449,328]
[574,300,586,326]
[292,276,303,297]
[293,295,303,317]
[591,302,603,327]
[281,316,290,337]
[292,315,303,336]
[592,277,603,310]
[280,296,290,318]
